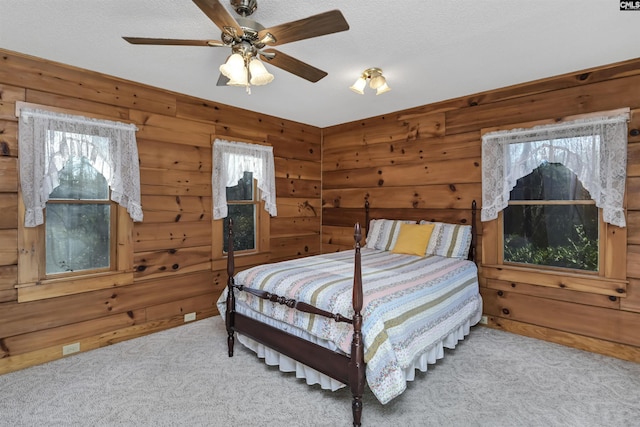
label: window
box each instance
[211,139,275,263]
[503,162,599,272]
[480,110,629,294]
[46,152,114,275]
[223,171,257,253]
[17,106,141,301]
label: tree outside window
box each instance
[223,171,257,253]
[45,153,113,275]
[503,162,599,272]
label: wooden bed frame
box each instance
[224,200,477,426]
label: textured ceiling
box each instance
[2,1,640,128]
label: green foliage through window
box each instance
[223,171,256,252]
[503,162,599,272]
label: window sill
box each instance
[481,264,627,298]
[16,270,134,303]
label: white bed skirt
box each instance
[233,299,483,401]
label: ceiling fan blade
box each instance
[192,0,243,37]
[123,37,225,47]
[260,49,327,83]
[258,10,349,46]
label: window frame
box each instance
[481,110,628,297]
[223,174,259,254]
[15,102,135,303]
[210,137,272,269]
[212,179,270,265]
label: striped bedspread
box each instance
[219,248,482,404]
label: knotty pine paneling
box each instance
[0,120,18,157]
[323,55,640,360]
[323,131,480,172]
[0,193,18,229]
[0,84,25,121]
[140,195,210,224]
[481,289,640,348]
[0,48,321,374]
[0,157,17,192]
[0,229,17,265]
[3,47,640,370]
[622,278,640,313]
[133,246,212,280]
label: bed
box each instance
[218,201,482,426]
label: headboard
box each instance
[363,200,477,262]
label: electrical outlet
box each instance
[62,342,80,355]
[184,312,196,322]
[479,315,488,325]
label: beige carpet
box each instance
[1,315,639,426]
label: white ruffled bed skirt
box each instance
[233,300,483,402]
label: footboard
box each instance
[225,220,366,427]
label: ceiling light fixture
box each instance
[350,68,391,95]
[219,42,274,94]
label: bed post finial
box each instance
[225,218,236,357]
[349,222,365,426]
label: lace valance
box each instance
[18,108,143,227]
[481,112,629,227]
[212,139,277,220]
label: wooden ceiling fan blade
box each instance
[258,10,349,46]
[260,49,327,83]
[123,37,225,47]
[192,0,244,37]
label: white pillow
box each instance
[419,221,472,259]
[365,219,416,251]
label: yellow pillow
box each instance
[391,223,435,256]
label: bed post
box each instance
[349,223,365,427]
[364,200,370,238]
[225,218,236,357]
[468,200,477,262]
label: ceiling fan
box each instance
[123,0,349,88]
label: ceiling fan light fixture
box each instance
[349,76,367,95]
[375,82,391,95]
[227,68,249,87]
[249,58,274,85]
[351,67,391,95]
[219,53,245,79]
[369,75,385,90]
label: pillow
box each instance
[365,219,416,251]
[391,223,436,256]
[419,221,472,259]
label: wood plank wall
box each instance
[0,49,321,373]
[322,57,640,362]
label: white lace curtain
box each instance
[18,108,143,227]
[212,139,277,220]
[481,112,629,227]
